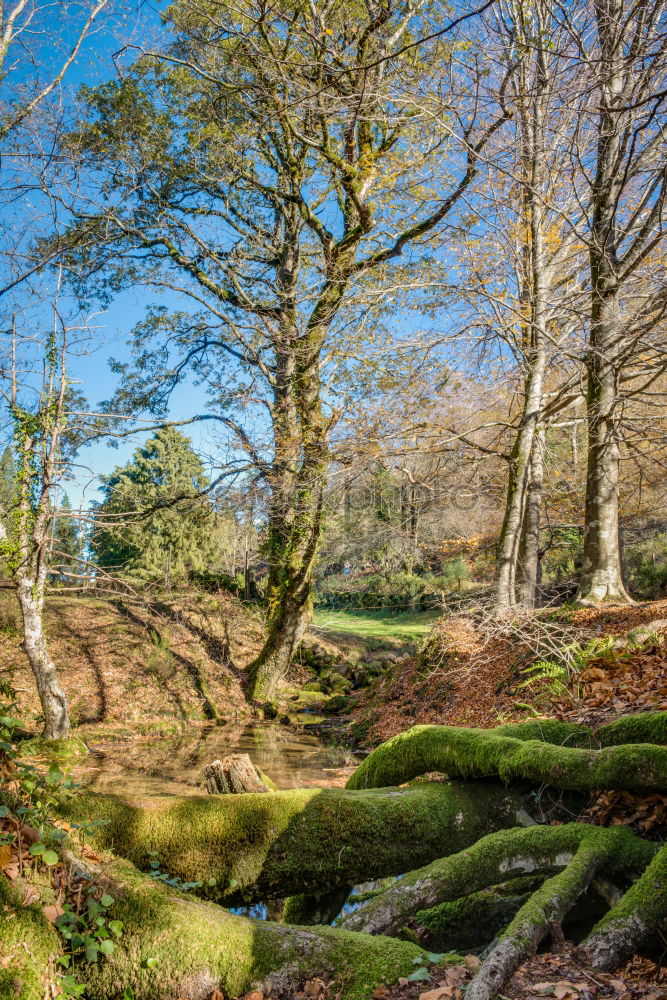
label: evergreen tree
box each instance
[50,495,81,583]
[92,428,218,586]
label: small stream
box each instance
[74,720,360,797]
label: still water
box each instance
[74,721,359,797]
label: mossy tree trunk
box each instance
[59,781,526,903]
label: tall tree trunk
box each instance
[16,572,69,738]
[576,291,630,603]
[493,2,548,614]
[249,330,328,700]
[517,427,544,608]
[576,0,632,605]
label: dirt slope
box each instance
[0,589,264,734]
[350,600,667,746]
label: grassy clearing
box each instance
[312,608,439,644]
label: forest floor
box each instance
[0,587,260,734]
[2,587,667,999]
[345,599,667,745]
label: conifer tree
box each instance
[92,428,218,586]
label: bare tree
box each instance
[565,0,667,603]
[57,0,512,697]
[0,280,94,738]
[0,0,110,142]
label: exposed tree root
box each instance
[464,831,611,1000]
[415,875,546,951]
[578,842,667,971]
[346,722,667,792]
[58,782,525,902]
[341,824,656,936]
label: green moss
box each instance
[346,724,667,792]
[0,875,61,1000]
[81,857,424,1000]
[494,720,593,747]
[58,781,523,903]
[415,879,544,951]
[586,842,667,938]
[342,823,657,937]
[18,735,88,762]
[597,712,667,747]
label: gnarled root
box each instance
[578,842,667,971]
[58,782,525,903]
[343,823,663,1000]
[341,824,656,937]
[465,831,611,1000]
[346,722,667,793]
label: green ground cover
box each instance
[312,608,439,643]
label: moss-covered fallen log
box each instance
[346,723,667,792]
[58,782,526,903]
[341,823,657,937]
[0,855,429,1000]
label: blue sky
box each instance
[0,0,216,509]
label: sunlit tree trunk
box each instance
[493,2,548,614]
[577,290,630,602]
[576,0,638,605]
[517,427,544,608]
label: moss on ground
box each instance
[17,734,88,762]
[0,875,61,1000]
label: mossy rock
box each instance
[323,695,351,715]
[302,680,326,693]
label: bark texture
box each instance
[16,576,69,739]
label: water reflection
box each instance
[74,722,359,797]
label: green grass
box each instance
[312,608,439,644]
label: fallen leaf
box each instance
[243,993,263,1000]
[444,967,468,986]
[210,992,225,1000]
[42,904,65,923]
[372,988,388,999]
[0,845,12,868]
[419,988,453,1000]
[305,980,326,997]
[554,985,578,1000]
[464,955,481,973]
[3,863,19,880]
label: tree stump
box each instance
[204,754,268,794]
